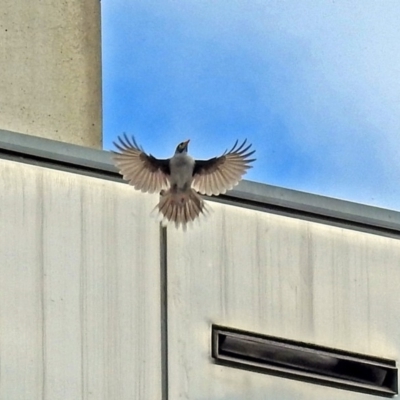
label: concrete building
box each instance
[0,130,399,399]
[0,0,101,148]
[0,2,399,399]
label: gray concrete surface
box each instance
[167,202,400,400]
[0,159,162,399]
[1,139,400,399]
[0,1,102,148]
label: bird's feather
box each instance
[112,134,170,193]
[192,140,256,196]
[112,135,255,229]
[156,188,208,231]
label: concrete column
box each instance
[0,0,102,148]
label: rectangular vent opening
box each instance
[212,325,397,397]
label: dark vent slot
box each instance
[211,326,397,397]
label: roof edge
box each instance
[1,129,400,234]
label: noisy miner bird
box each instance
[113,134,256,229]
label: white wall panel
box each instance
[167,202,400,399]
[2,153,400,400]
[0,159,161,400]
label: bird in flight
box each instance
[113,134,256,229]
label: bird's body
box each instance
[169,152,195,192]
[112,135,255,229]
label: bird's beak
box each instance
[183,139,190,149]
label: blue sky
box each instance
[101,1,400,211]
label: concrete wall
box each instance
[168,202,400,399]
[0,1,101,148]
[1,137,400,399]
[0,159,161,400]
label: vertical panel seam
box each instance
[160,226,168,400]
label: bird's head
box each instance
[175,139,190,154]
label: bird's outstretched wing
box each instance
[112,134,170,193]
[192,140,256,196]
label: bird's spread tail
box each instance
[155,189,209,230]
